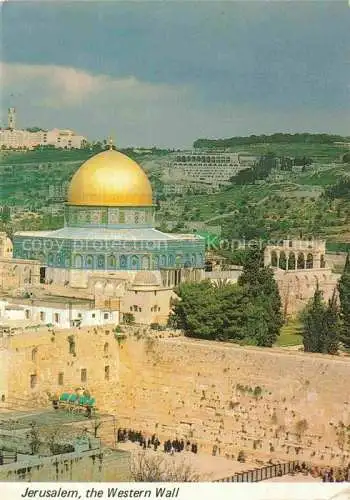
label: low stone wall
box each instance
[0,448,131,482]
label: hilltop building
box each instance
[0,108,86,150]
[168,151,256,189]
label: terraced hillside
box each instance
[157,158,350,250]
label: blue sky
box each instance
[1,0,349,147]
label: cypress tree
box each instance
[338,253,350,349]
[323,290,339,355]
[301,283,327,352]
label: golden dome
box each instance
[67,149,153,207]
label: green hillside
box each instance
[157,152,350,251]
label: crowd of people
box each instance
[117,428,198,455]
[293,462,350,482]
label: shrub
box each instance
[253,386,262,398]
[123,313,135,325]
[150,322,161,331]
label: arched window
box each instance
[306,253,313,269]
[297,253,305,269]
[142,256,150,269]
[271,251,278,267]
[108,255,116,269]
[104,342,109,355]
[85,255,94,269]
[74,254,83,268]
[320,255,326,268]
[97,255,105,269]
[153,255,160,269]
[191,254,196,265]
[131,255,140,270]
[120,255,127,269]
[175,255,182,266]
[288,252,296,270]
[31,348,37,363]
[160,255,167,267]
[279,251,287,270]
[168,254,175,267]
[184,254,191,267]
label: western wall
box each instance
[1,326,350,468]
[114,336,350,466]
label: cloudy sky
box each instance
[1,0,349,147]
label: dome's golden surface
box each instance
[67,149,153,206]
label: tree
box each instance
[1,205,11,223]
[123,312,135,325]
[323,290,340,355]
[301,284,327,353]
[171,248,283,347]
[338,253,350,349]
[238,247,283,346]
[301,284,339,354]
[171,280,221,340]
[131,451,200,482]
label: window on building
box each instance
[104,313,109,320]
[105,365,110,380]
[68,336,76,355]
[154,291,157,296]
[81,369,87,383]
[138,307,142,312]
[130,306,133,311]
[92,313,95,318]
[77,313,82,318]
[40,311,45,321]
[30,374,37,389]
[58,372,64,385]
[54,313,60,324]
[25,310,30,319]
[133,305,138,312]
[104,342,109,355]
[31,348,37,363]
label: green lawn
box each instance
[275,320,303,347]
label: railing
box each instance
[215,460,300,483]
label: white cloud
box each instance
[1,61,348,148]
[1,61,187,107]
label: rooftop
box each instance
[15,227,202,242]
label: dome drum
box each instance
[65,205,155,229]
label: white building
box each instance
[169,151,254,188]
[0,109,86,150]
[0,298,119,329]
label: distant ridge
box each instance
[193,133,350,149]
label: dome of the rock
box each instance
[67,149,153,207]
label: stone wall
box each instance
[275,268,340,316]
[112,337,350,466]
[0,325,120,408]
[2,329,350,468]
[0,257,40,290]
[0,448,131,481]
